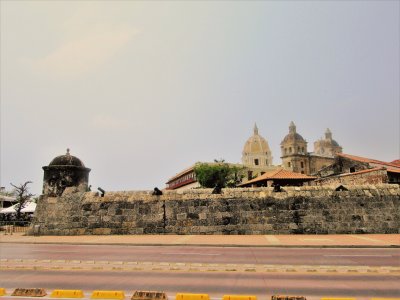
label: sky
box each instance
[1,0,399,195]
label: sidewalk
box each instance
[0,233,399,247]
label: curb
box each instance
[2,259,399,275]
[0,241,399,248]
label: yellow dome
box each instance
[242,124,271,155]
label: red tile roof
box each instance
[338,153,400,169]
[239,168,316,186]
[336,167,385,177]
[166,165,195,184]
[390,159,400,166]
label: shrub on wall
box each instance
[194,160,243,188]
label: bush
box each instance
[194,160,243,188]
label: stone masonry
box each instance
[30,184,400,235]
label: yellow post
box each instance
[50,290,84,298]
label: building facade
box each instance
[280,122,343,175]
[166,122,347,189]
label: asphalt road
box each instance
[0,243,399,299]
[1,243,399,266]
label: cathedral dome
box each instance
[281,132,305,144]
[48,149,85,167]
[242,124,271,155]
[281,121,306,145]
[242,124,273,167]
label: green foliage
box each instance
[194,160,243,189]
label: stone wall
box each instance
[31,184,400,235]
[315,169,388,186]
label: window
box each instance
[247,171,253,180]
[261,172,265,175]
[288,162,291,168]
[301,162,304,168]
[254,159,259,165]
[350,167,355,173]
[289,147,292,153]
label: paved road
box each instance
[0,243,399,266]
[0,243,399,299]
[1,269,399,299]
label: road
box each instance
[1,243,399,266]
[0,243,399,299]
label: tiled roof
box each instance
[387,168,400,174]
[390,159,400,166]
[338,153,400,169]
[240,168,316,186]
[166,164,195,184]
[336,167,385,177]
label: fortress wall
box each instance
[315,169,388,186]
[31,185,400,235]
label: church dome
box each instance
[242,124,271,155]
[48,149,85,167]
[281,121,306,144]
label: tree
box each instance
[10,181,34,221]
[194,160,243,191]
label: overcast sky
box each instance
[1,0,399,195]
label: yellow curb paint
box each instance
[0,288,6,296]
[50,290,84,298]
[223,295,257,300]
[176,294,210,300]
[91,290,125,300]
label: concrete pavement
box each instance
[0,232,399,247]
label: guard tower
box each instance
[42,149,90,196]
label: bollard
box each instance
[176,294,210,300]
[91,291,125,300]
[272,296,306,300]
[50,290,84,298]
[223,296,257,300]
[11,288,47,297]
[132,291,168,300]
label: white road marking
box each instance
[31,250,81,253]
[162,252,221,256]
[324,255,392,257]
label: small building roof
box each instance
[239,168,316,186]
[166,164,196,184]
[0,201,36,214]
[337,153,400,170]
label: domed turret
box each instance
[42,149,91,196]
[314,128,342,157]
[281,121,306,144]
[49,148,85,167]
[242,124,273,167]
[280,122,309,174]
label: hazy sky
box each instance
[1,0,399,195]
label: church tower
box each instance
[242,124,273,168]
[280,121,309,174]
[314,128,343,157]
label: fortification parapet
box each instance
[30,184,400,235]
